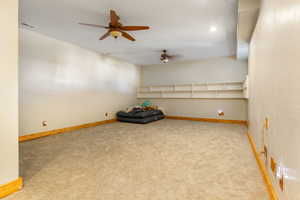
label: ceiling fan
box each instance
[79,10,150,41]
[160,50,179,63]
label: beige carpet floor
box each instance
[6,119,268,200]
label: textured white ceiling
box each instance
[237,0,260,60]
[20,0,238,65]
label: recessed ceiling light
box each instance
[210,26,217,32]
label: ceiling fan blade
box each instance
[110,10,119,26]
[120,26,150,31]
[120,31,136,41]
[99,31,111,40]
[167,55,181,59]
[78,23,108,29]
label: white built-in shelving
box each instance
[243,76,249,99]
[137,81,248,99]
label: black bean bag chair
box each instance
[117,108,165,124]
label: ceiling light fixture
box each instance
[110,30,122,39]
[79,10,149,41]
[162,57,169,63]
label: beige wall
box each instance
[20,29,140,136]
[141,58,248,120]
[139,99,247,120]
[248,0,300,199]
[0,0,19,185]
[237,0,260,59]
[142,57,248,85]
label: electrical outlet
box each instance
[218,110,224,116]
[42,121,47,127]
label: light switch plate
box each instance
[265,117,269,130]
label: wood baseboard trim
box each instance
[246,132,278,200]
[165,116,247,125]
[19,119,117,142]
[0,177,23,199]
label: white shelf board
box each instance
[193,89,243,92]
[138,89,242,93]
[137,81,246,99]
[137,97,246,99]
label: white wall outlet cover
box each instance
[42,121,47,126]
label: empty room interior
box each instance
[1,0,300,199]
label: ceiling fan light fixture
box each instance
[79,10,149,41]
[162,57,169,63]
[110,30,122,38]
